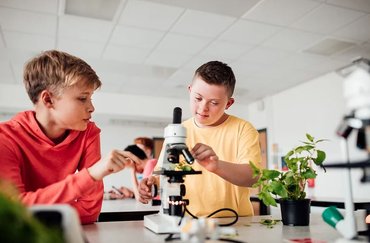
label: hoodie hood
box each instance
[2,110,81,148]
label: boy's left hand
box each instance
[191,143,219,172]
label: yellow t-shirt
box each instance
[182,115,261,217]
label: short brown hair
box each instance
[134,137,154,151]
[194,61,236,97]
[23,50,102,104]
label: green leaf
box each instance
[286,158,298,172]
[306,133,314,142]
[259,191,277,207]
[259,219,281,228]
[302,167,316,179]
[294,146,305,153]
[252,181,261,188]
[302,145,314,151]
[262,169,280,180]
[285,150,294,158]
[314,150,326,165]
[270,181,288,198]
[284,172,295,184]
[249,161,261,178]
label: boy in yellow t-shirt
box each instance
[138,61,262,217]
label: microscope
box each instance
[322,58,370,241]
[144,107,201,234]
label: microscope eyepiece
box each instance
[173,107,182,124]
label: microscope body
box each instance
[144,107,201,234]
[322,58,370,241]
[156,122,195,215]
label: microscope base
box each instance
[144,213,181,234]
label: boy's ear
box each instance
[225,97,234,110]
[40,90,54,108]
[188,85,192,93]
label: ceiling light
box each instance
[303,38,355,56]
[65,0,121,21]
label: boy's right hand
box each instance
[109,186,134,199]
[138,176,156,204]
[87,149,136,181]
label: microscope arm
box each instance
[338,138,357,239]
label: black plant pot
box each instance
[280,198,311,226]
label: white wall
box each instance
[247,72,370,199]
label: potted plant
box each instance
[0,180,63,243]
[250,133,327,226]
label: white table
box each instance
[85,215,345,243]
[98,199,160,222]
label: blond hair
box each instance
[23,50,102,104]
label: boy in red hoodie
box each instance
[0,50,137,224]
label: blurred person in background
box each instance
[107,137,158,200]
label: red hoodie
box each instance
[0,111,103,224]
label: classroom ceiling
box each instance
[0,0,370,104]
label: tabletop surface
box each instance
[84,215,344,243]
[98,198,160,222]
[101,198,160,213]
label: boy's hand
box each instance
[119,186,135,198]
[122,151,143,171]
[108,190,124,199]
[126,152,145,173]
[109,186,134,199]
[138,176,156,204]
[191,143,220,172]
[87,150,137,181]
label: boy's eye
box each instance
[78,97,88,102]
[195,97,202,101]
[211,102,219,106]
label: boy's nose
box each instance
[88,101,95,113]
[199,101,209,112]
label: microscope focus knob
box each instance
[151,184,158,197]
[180,184,186,196]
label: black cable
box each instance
[164,234,177,242]
[165,236,246,242]
[206,208,239,227]
[217,238,246,243]
[185,205,239,226]
[177,203,187,226]
[165,204,240,241]
[185,205,198,219]
[165,203,187,241]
